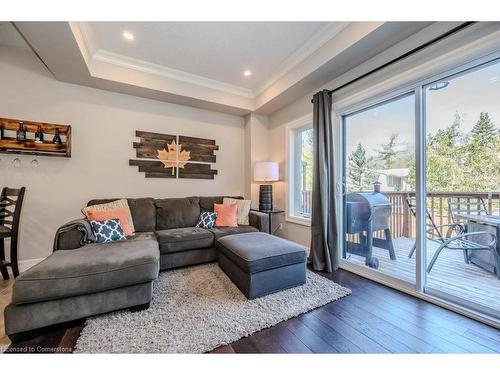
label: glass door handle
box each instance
[336,182,346,197]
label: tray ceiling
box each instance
[8,21,448,115]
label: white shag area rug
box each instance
[75,263,351,353]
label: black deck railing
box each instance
[385,191,500,238]
[299,190,500,238]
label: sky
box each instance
[345,59,500,161]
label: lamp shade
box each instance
[254,162,279,182]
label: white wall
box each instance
[268,100,312,247]
[268,122,311,247]
[0,45,246,263]
[243,113,271,208]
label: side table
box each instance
[250,208,285,234]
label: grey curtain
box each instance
[309,90,338,272]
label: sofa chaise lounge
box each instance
[5,196,270,340]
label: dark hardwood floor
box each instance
[6,269,500,354]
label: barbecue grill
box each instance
[344,184,395,269]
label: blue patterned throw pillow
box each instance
[195,212,217,229]
[90,219,126,243]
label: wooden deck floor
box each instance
[346,237,500,317]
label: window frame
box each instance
[334,49,500,327]
[285,114,313,226]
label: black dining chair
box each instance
[0,187,26,279]
[447,196,489,228]
[405,197,499,279]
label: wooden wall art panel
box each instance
[129,130,218,179]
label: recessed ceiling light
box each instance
[243,70,252,77]
[122,31,134,41]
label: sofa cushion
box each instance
[195,196,244,212]
[82,199,135,232]
[155,197,200,230]
[87,198,156,232]
[156,227,214,254]
[195,211,217,229]
[214,203,238,227]
[217,232,307,274]
[223,197,251,225]
[127,231,157,242]
[12,238,160,305]
[87,208,133,237]
[209,225,258,240]
[89,219,127,243]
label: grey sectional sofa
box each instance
[5,196,269,340]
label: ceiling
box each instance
[0,22,29,49]
[81,22,330,91]
[5,21,461,116]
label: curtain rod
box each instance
[311,22,476,103]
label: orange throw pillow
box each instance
[214,203,238,227]
[86,207,134,237]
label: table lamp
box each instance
[254,162,279,211]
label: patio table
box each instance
[454,214,500,274]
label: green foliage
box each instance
[462,112,500,191]
[407,111,500,192]
[300,128,314,191]
[347,143,378,191]
[470,112,497,148]
[375,133,400,169]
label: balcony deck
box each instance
[345,237,500,315]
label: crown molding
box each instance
[69,22,92,66]
[91,49,255,99]
[253,22,350,96]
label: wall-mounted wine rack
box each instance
[0,118,71,158]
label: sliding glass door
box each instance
[342,93,416,284]
[423,59,500,319]
[340,57,500,322]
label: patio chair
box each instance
[447,196,489,228]
[405,197,499,279]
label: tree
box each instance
[407,111,500,192]
[300,128,314,191]
[408,111,465,191]
[469,112,497,148]
[431,111,463,151]
[462,112,500,191]
[347,143,378,191]
[375,133,400,169]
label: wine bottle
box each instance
[52,128,62,145]
[16,122,26,142]
[35,125,44,144]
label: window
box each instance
[289,125,313,220]
[338,55,500,323]
[423,58,500,319]
[342,92,416,282]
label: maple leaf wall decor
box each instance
[157,140,191,175]
[130,130,218,179]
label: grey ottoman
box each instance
[217,232,307,299]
